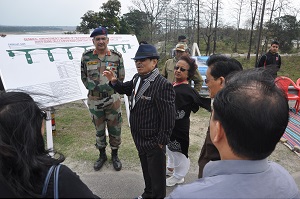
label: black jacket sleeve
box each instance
[256,54,266,68]
[109,74,138,96]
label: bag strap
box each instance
[54,164,61,199]
[42,164,61,199]
[42,165,55,197]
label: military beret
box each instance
[90,27,108,37]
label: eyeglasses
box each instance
[94,37,107,41]
[134,58,148,63]
[41,111,47,120]
[174,66,188,72]
[204,78,215,84]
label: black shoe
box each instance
[112,155,122,171]
[94,154,107,171]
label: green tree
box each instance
[266,15,300,53]
[100,0,121,33]
[101,0,121,16]
[122,10,150,40]
[76,11,100,34]
[76,0,121,34]
[119,17,133,34]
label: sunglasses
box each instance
[134,58,148,63]
[174,66,188,72]
[204,78,215,84]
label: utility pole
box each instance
[213,0,219,54]
[197,0,200,46]
[166,12,168,55]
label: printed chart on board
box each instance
[0,34,139,108]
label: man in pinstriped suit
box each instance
[103,44,176,199]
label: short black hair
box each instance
[178,35,187,42]
[271,40,279,46]
[139,40,148,45]
[206,55,243,79]
[206,54,230,67]
[213,68,289,159]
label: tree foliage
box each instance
[266,15,300,52]
[74,0,300,55]
[119,17,133,34]
[76,0,122,34]
[101,0,121,16]
[76,11,100,34]
[122,10,150,40]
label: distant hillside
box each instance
[0,26,76,34]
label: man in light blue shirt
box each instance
[167,68,300,198]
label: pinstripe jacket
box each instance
[110,68,176,154]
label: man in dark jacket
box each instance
[103,44,176,199]
[256,40,281,76]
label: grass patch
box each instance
[50,100,210,171]
[235,55,300,82]
[49,58,299,171]
[52,101,141,168]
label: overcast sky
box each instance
[0,0,131,26]
[0,0,299,27]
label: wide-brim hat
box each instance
[132,44,160,60]
[175,43,188,52]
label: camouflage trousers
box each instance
[87,93,122,150]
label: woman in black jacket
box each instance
[0,91,99,198]
[165,56,211,187]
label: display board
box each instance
[0,34,139,107]
[0,34,139,149]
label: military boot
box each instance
[111,149,122,171]
[94,148,107,171]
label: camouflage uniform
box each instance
[81,49,125,150]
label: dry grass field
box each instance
[52,100,300,175]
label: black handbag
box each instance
[42,164,61,199]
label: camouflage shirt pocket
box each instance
[87,64,99,80]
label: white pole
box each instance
[45,109,54,154]
[124,95,130,127]
[192,43,201,56]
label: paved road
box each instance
[79,167,300,199]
